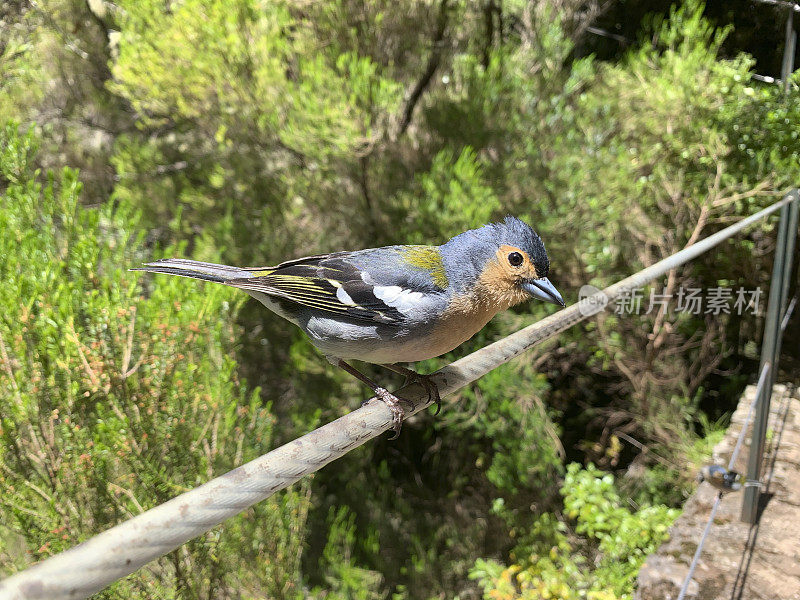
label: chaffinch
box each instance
[135,216,564,437]
[697,465,744,493]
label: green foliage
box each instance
[452,361,562,494]
[0,7,43,126]
[563,463,678,590]
[392,147,500,244]
[109,0,405,262]
[313,506,385,600]
[512,0,796,502]
[0,122,311,599]
[471,464,679,600]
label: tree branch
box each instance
[396,0,450,138]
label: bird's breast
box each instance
[420,294,499,359]
[296,293,500,364]
[357,293,501,363]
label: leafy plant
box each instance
[0,122,311,599]
[471,463,679,600]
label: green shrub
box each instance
[0,122,311,599]
[471,463,679,600]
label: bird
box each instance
[133,216,564,437]
[697,465,744,493]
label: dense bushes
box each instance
[0,124,311,598]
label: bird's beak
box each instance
[522,277,565,307]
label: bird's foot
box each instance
[398,372,441,415]
[414,373,442,416]
[372,387,406,439]
[335,359,410,439]
[382,365,442,415]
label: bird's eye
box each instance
[508,252,524,267]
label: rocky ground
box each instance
[636,383,800,600]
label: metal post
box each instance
[781,6,796,95]
[741,192,798,523]
[775,197,800,371]
[771,196,799,393]
[779,197,800,318]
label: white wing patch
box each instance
[373,285,425,313]
[373,285,402,302]
[335,286,356,306]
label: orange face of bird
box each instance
[494,244,541,280]
[471,243,564,309]
[473,245,544,309]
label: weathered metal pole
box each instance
[781,6,796,95]
[772,196,799,390]
[741,191,798,523]
[779,198,799,320]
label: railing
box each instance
[671,190,798,599]
[676,363,768,600]
[742,195,799,522]
[0,192,797,600]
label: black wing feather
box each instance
[229,254,408,325]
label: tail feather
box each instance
[132,259,264,284]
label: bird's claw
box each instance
[422,376,442,416]
[374,387,406,439]
[404,372,441,415]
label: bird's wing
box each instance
[229,251,438,326]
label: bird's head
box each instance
[441,216,564,308]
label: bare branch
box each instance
[396,0,450,138]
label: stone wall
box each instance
[635,383,800,600]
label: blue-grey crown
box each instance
[439,216,550,292]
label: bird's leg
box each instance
[335,359,407,439]
[379,364,442,416]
